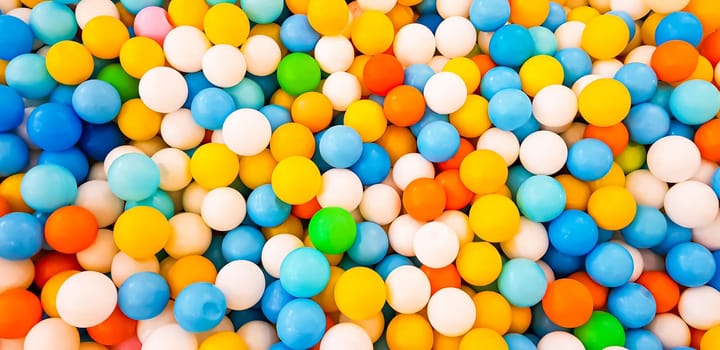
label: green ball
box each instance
[615,142,646,174]
[276,52,321,97]
[308,207,357,254]
[574,311,625,350]
[97,63,140,102]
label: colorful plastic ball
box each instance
[318,125,363,168]
[320,322,373,350]
[393,23,435,67]
[280,14,319,53]
[665,242,716,287]
[587,185,637,230]
[434,16,476,58]
[346,221,388,266]
[56,271,117,328]
[489,24,534,68]
[335,267,386,321]
[625,329,663,350]
[0,133,29,177]
[190,88,235,131]
[117,272,170,321]
[532,85,577,128]
[664,180,718,229]
[215,260,265,310]
[190,143,241,190]
[573,311,625,350]
[275,299,325,349]
[139,67,188,113]
[358,184,401,226]
[315,168,362,212]
[498,258,548,307]
[349,143,391,186]
[566,138,614,181]
[469,0,510,31]
[71,79,121,124]
[277,53,321,96]
[413,221,459,269]
[469,194,520,243]
[308,207,357,255]
[28,1,77,44]
[0,85,24,133]
[113,206,170,260]
[20,164,77,213]
[607,282,656,328]
[620,205,667,249]
[516,175,566,223]
[500,217,549,261]
[107,153,160,201]
[350,10,394,55]
[541,278,593,329]
[655,11,702,46]
[242,35,282,77]
[415,121,460,163]
[624,103,670,145]
[585,242,634,287]
[487,89,532,131]
[519,130,567,175]
[41,150,86,186]
[421,72,467,115]
[141,323,197,350]
[0,15,32,61]
[278,246,328,299]
[201,187,247,231]
[201,44,246,88]
[614,62,658,104]
[536,331,584,350]
[548,210,598,256]
[246,184,291,228]
[24,317,80,350]
[119,0,162,14]
[27,102,83,151]
[174,282,226,332]
[0,212,42,261]
[261,280,295,324]
[669,79,720,126]
[271,156,322,205]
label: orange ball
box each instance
[635,271,680,313]
[691,327,705,350]
[291,92,333,133]
[384,85,426,127]
[435,169,474,210]
[542,278,594,328]
[471,54,497,78]
[87,307,137,346]
[167,255,218,298]
[438,138,474,171]
[44,205,99,254]
[402,178,446,222]
[376,125,417,164]
[421,264,461,295]
[651,40,699,83]
[364,54,404,96]
[41,270,78,318]
[568,271,608,310]
[33,252,82,289]
[0,288,42,339]
[292,197,321,220]
[700,29,720,66]
[694,118,720,162]
[583,123,630,157]
[0,195,10,217]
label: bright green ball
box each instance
[276,52,321,97]
[308,207,357,254]
[574,311,625,350]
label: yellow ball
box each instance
[459,328,509,350]
[269,122,316,161]
[459,150,509,195]
[262,215,304,239]
[114,206,170,260]
[473,292,512,334]
[587,185,637,230]
[640,12,665,46]
[578,78,631,127]
[0,173,32,213]
[456,242,502,287]
[615,142,646,174]
[434,332,462,350]
[81,16,129,59]
[307,0,349,36]
[238,149,277,190]
[508,306,532,333]
[581,14,630,60]
[510,0,550,27]
[702,325,720,349]
[556,174,591,211]
[45,40,94,85]
[270,89,296,110]
[376,125,417,165]
[334,267,386,321]
[119,36,165,79]
[589,162,626,191]
[312,266,344,313]
[689,55,714,82]
[271,156,322,205]
[167,255,218,298]
[344,100,387,142]
[291,92,333,133]
[350,10,395,55]
[117,99,162,141]
[168,0,208,30]
[386,314,434,350]
[387,4,415,31]
[190,143,240,189]
[286,0,310,14]
[200,331,248,350]
[204,3,250,46]
[469,194,521,243]
[518,55,564,97]
[567,6,600,23]
[443,57,481,94]
[348,55,372,97]
[248,23,285,55]
[449,95,491,138]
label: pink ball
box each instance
[133,7,173,45]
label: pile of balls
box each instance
[2,0,720,349]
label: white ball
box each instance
[359,184,401,225]
[24,318,80,350]
[215,260,266,311]
[160,108,206,150]
[6,7,29,23]
[477,31,493,54]
[435,210,474,246]
[693,213,720,250]
[555,21,585,50]
[166,213,212,259]
[624,45,656,65]
[614,240,645,282]
[75,0,119,29]
[0,257,34,294]
[519,130,568,175]
[647,313,691,348]
[261,234,304,278]
[152,148,192,192]
[385,265,431,314]
[103,145,143,176]
[610,0,650,19]
[476,128,520,166]
[394,23,436,66]
[74,180,124,228]
[625,169,668,209]
[664,180,719,228]
[202,44,246,88]
[532,85,578,128]
[337,313,384,343]
[139,66,189,114]
[692,160,718,185]
[435,16,476,58]
[320,323,374,350]
[317,169,364,212]
[163,26,211,73]
[143,323,198,350]
[413,221,460,268]
[500,218,549,261]
[77,229,117,273]
[241,35,281,77]
[182,181,208,214]
[678,286,720,330]
[426,288,476,337]
[388,214,423,257]
[137,302,176,342]
[571,74,603,96]
[639,249,665,272]
[537,331,585,350]
[111,251,160,287]
[645,0,690,14]
[87,162,106,181]
[56,271,118,328]
[356,0,396,12]
[314,35,355,73]
[537,260,556,283]
[436,0,471,18]
[424,72,468,114]
[647,136,702,183]
[201,187,247,231]
[592,59,624,78]
[236,320,279,350]
[428,55,451,73]
[323,71,362,111]
[392,153,435,191]
[222,108,272,156]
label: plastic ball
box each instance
[384,265,431,314]
[585,242,634,287]
[0,15,33,61]
[173,282,226,332]
[261,280,296,324]
[279,247,329,298]
[117,272,170,321]
[655,11,702,46]
[587,185,637,230]
[139,66,188,113]
[670,79,720,126]
[0,212,42,261]
[412,221,459,269]
[320,322,373,350]
[625,329,663,350]
[423,72,467,114]
[20,164,77,213]
[469,0,510,31]
[241,35,281,77]
[516,175,566,223]
[107,153,160,201]
[487,89,532,131]
[277,52,321,96]
[200,187,246,231]
[44,40,93,86]
[532,85,577,128]
[350,10,394,55]
[566,138,614,181]
[548,210,598,256]
[542,278,593,328]
[578,78,631,127]
[200,45,246,88]
[500,217,549,261]
[308,207,357,255]
[427,287,476,337]
[318,125,363,168]
[24,318,80,350]
[334,267,385,321]
[190,143,240,189]
[142,323,197,350]
[666,242,716,287]
[614,62,657,104]
[581,14,629,59]
[113,206,170,259]
[489,24,535,68]
[56,271,117,328]
[276,299,326,349]
[358,184,401,225]
[498,258,547,307]
[434,16,476,58]
[519,130,568,175]
[306,0,348,36]
[664,180,718,228]
[262,234,304,279]
[26,102,82,152]
[386,314,434,350]
[215,260,265,310]
[573,311,625,350]
[607,282,656,328]
[620,205,667,248]
[0,134,28,179]
[220,108,271,157]
[394,23,435,66]
[200,331,249,350]
[677,286,720,330]
[469,193,521,243]
[346,221,388,266]
[537,331,584,350]
[28,1,77,44]
[349,143,391,186]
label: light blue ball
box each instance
[375,254,413,280]
[71,80,122,124]
[5,53,57,99]
[262,280,296,324]
[667,120,695,139]
[280,14,319,53]
[28,1,77,45]
[279,247,330,298]
[0,212,43,261]
[38,147,89,183]
[489,89,533,131]
[651,217,691,255]
[191,87,236,130]
[666,242,716,287]
[548,209,599,256]
[0,85,24,132]
[516,175,566,222]
[567,138,614,181]
[349,143,391,186]
[347,222,389,266]
[507,165,533,198]
[240,0,284,24]
[222,225,265,263]
[529,26,557,56]
[409,108,448,136]
[183,72,213,109]
[0,15,34,61]
[125,190,175,219]
[554,48,592,86]
[541,2,566,31]
[650,82,673,112]
[404,64,434,91]
[607,282,656,328]
[614,63,658,105]
[655,11,703,46]
[417,121,460,162]
[713,168,720,198]
[260,104,292,132]
[276,299,326,349]
[498,258,548,307]
[468,0,510,32]
[480,66,522,100]
[512,116,541,142]
[20,164,77,213]
[49,84,76,106]
[489,24,535,68]
[503,333,538,350]
[669,79,720,125]
[625,329,663,350]
[120,0,162,13]
[542,246,585,278]
[621,206,667,249]
[118,272,170,320]
[585,242,634,287]
[226,78,265,110]
[107,153,161,201]
[624,103,670,145]
[319,125,363,168]
[247,184,292,228]
[174,282,227,332]
[0,133,29,177]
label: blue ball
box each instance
[50,84,76,106]
[416,121,460,162]
[226,78,265,110]
[349,143,391,186]
[174,282,227,332]
[480,66,522,100]
[261,280,296,324]
[20,164,77,213]
[503,333,538,350]
[404,64,434,91]
[416,14,442,33]
[375,254,413,280]
[651,217,691,255]
[191,87,236,130]
[541,246,585,278]
[507,165,533,198]
[276,299,326,349]
[621,206,667,249]
[119,0,163,14]
[554,48,593,86]
[416,0,437,14]
[607,282,656,328]
[107,153,161,201]
[667,120,695,139]
[665,242,716,287]
[409,108,448,136]
[183,72,213,108]
[319,125,363,168]
[280,14,319,53]
[713,168,720,198]
[669,79,720,125]
[240,0,284,24]
[530,303,569,337]
[118,272,170,320]
[0,83,25,132]
[247,72,279,100]
[498,258,547,307]
[204,235,227,271]
[512,116,541,142]
[542,2,567,31]
[260,104,292,132]
[625,329,663,350]
[0,133,29,177]
[38,147,89,183]
[5,54,57,99]
[585,242,634,287]
[489,24,535,68]
[78,122,126,161]
[566,138,614,181]
[548,209,599,256]
[708,251,720,291]
[469,0,510,32]
[125,190,175,219]
[489,89,533,131]
[650,82,673,111]
[624,103,670,145]
[0,212,43,261]
[229,308,266,329]
[614,63,658,105]
[269,343,293,350]
[27,102,83,151]
[598,228,613,243]
[71,80,122,124]
[516,175,566,222]
[655,11,703,46]
[279,247,330,298]
[347,221,389,266]
[247,184,291,228]
[0,15,34,61]
[28,1,77,45]
[529,26,558,56]
[222,225,265,264]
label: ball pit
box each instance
[1,0,720,349]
